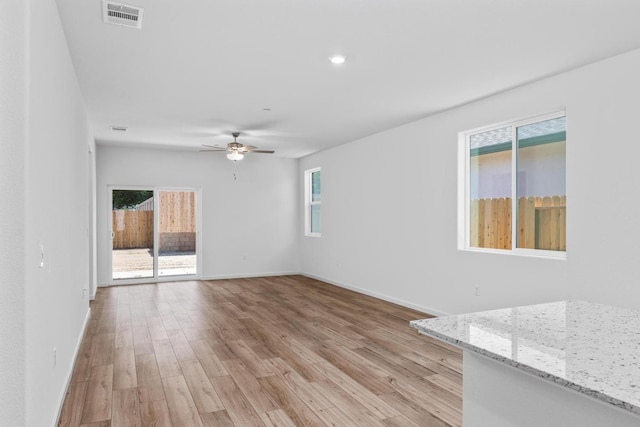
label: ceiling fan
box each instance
[201,132,275,161]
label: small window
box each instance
[461,111,566,257]
[305,167,321,236]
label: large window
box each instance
[305,167,321,236]
[460,111,566,257]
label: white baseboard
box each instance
[200,271,300,281]
[53,307,91,427]
[98,271,300,288]
[301,273,450,317]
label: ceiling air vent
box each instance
[102,1,144,29]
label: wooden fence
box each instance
[112,210,154,249]
[112,192,196,250]
[470,196,566,251]
[158,192,196,233]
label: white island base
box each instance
[464,351,640,427]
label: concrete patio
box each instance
[112,248,196,279]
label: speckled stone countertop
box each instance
[410,300,640,415]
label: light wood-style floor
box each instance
[58,275,462,427]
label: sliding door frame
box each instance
[108,185,202,286]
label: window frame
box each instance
[305,167,321,237]
[458,110,567,259]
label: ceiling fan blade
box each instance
[201,144,227,151]
[199,149,228,153]
[249,150,275,154]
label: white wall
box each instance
[0,1,27,425]
[300,48,640,315]
[96,146,299,284]
[1,1,95,426]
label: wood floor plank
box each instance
[90,333,115,367]
[147,316,169,341]
[139,400,172,427]
[305,319,363,349]
[140,402,173,427]
[81,364,114,424]
[60,276,462,427]
[423,373,463,397]
[199,409,235,427]
[312,362,399,419]
[59,380,88,427]
[152,339,182,378]
[258,375,327,427]
[240,317,326,383]
[314,341,395,395]
[113,346,137,390]
[383,414,423,427]
[132,322,154,356]
[135,353,166,403]
[355,341,439,380]
[162,375,204,427]
[259,409,297,427]
[311,379,387,427]
[160,311,182,331]
[115,320,133,349]
[315,406,371,427]
[179,358,225,413]
[383,375,461,427]
[168,329,197,360]
[222,359,278,413]
[71,338,94,383]
[210,375,266,426]
[226,339,274,378]
[265,358,334,412]
[191,339,228,378]
[379,391,454,427]
[80,421,111,427]
[111,388,140,427]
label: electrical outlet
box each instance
[53,347,57,367]
[83,288,87,298]
[474,286,480,297]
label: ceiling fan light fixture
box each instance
[227,151,244,161]
[329,54,346,65]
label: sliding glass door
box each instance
[111,189,154,280]
[110,187,199,283]
[158,190,197,277]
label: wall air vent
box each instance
[111,126,128,132]
[102,1,144,29]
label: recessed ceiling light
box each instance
[329,55,346,65]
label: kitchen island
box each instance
[410,300,640,427]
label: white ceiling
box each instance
[56,0,640,158]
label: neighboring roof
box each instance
[470,117,566,155]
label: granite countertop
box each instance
[410,300,640,415]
